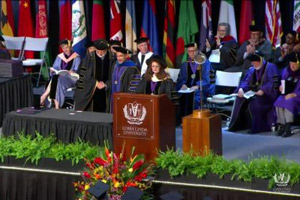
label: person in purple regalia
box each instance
[228,51,280,133]
[136,55,179,102]
[108,46,140,112]
[176,43,215,116]
[274,52,300,137]
[40,39,81,109]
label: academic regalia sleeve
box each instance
[52,56,61,70]
[74,53,97,111]
[120,67,140,93]
[135,77,147,94]
[260,63,279,100]
[161,79,179,106]
[71,56,81,72]
[220,40,238,67]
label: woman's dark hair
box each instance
[144,55,169,81]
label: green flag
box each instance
[175,1,198,67]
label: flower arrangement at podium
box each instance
[73,145,153,200]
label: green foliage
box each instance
[0,132,104,165]
[156,149,300,189]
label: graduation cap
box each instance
[134,37,149,44]
[184,42,198,49]
[160,191,184,200]
[146,55,167,69]
[109,40,121,46]
[0,35,4,42]
[94,39,109,50]
[121,187,144,200]
[85,41,94,48]
[249,25,264,32]
[59,39,72,47]
[286,52,300,63]
[113,46,131,54]
[246,51,264,62]
[88,181,109,200]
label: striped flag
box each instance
[163,0,176,68]
[238,0,253,45]
[110,0,122,41]
[176,0,198,66]
[218,0,237,41]
[199,0,213,51]
[92,0,105,41]
[59,0,72,40]
[125,0,137,53]
[293,0,300,33]
[72,0,87,58]
[265,0,282,48]
[1,0,14,36]
[141,0,160,55]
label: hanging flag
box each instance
[176,0,198,66]
[218,0,237,41]
[293,0,300,33]
[92,0,105,41]
[265,0,283,48]
[110,0,122,41]
[35,0,49,80]
[35,0,48,38]
[199,0,213,51]
[18,0,34,58]
[125,0,137,53]
[59,0,72,40]
[72,0,87,58]
[163,0,176,68]
[141,0,160,55]
[238,0,253,45]
[1,0,14,36]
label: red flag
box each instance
[18,0,34,58]
[163,0,176,68]
[59,0,72,40]
[92,0,105,41]
[35,0,48,38]
[238,0,253,45]
[110,0,122,41]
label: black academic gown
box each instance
[74,51,114,112]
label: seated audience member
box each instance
[40,39,81,109]
[74,39,113,112]
[136,55,178,103]
[271,31,297,70]
[109,46,140,112]
[176,43,215,113]
[228,52,279,133]
[205,22,238,71]
[274,52,300,137]
[0,35,11,59]
[131,37,153,76]
[226,25,273,75]
[85,41,96,56]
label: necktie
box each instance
[141,54,145,66]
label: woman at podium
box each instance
[136,55,178,103]
[40,39,81,109]
[274,52,300,137]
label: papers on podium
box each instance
[243,90,256,99]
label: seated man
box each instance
[177,43,215,115]
[228,52,279,133]
[274,52,300,137]
[226,25,273,75]
[74,39,114,112]
[205,22,238,71]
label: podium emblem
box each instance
[123,102,147,125]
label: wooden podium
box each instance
[113,93,175,162]
[182,109,222,155]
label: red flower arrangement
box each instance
[73,146,153,200]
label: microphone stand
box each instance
[197,64,203,110]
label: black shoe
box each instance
[282,123,293,138]
[275,124,285,136]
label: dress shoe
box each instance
[282,123,293,138]
[275,124,285,136]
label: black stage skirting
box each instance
[2,108,113,145]
[0,75,33,127]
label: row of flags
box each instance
[0,0,299,67]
